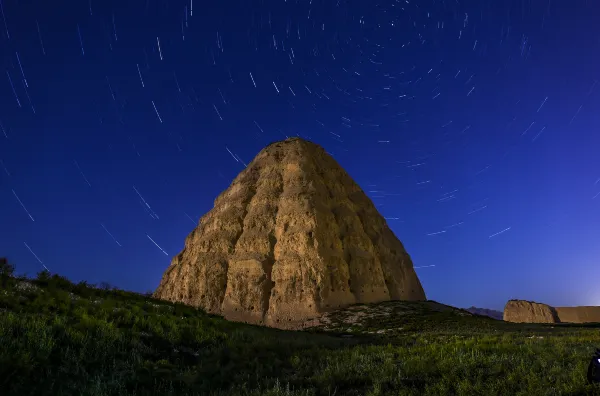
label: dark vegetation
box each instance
[1,257,600,395]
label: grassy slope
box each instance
[1,274,600,396]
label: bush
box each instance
[0,257,15,277]
[36,269,51,283]
[48,274,76,292]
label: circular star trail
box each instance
[1,0,599,309]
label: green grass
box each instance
[1,269,600,395]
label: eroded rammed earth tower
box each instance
[154,137,426,329]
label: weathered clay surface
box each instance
[503,300,560,323]
[154,137,426,329]
[554,306,600,323]
[503,300,600,324]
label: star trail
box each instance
[1,0,599,310]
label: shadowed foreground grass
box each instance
[1,269,599,395]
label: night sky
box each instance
[1,0,599,311]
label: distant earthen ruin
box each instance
[154,137,426,329]
[503,299,600,324]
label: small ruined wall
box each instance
[504,299,600,324]
[555,306,600,324]
[503,300,560,323]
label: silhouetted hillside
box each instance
[464,306,504,320]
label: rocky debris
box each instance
[503,300,560,323]
[302,300,475,334]
[302,303,389,330]
[154,137,426,329]
[15,281,41,293]
[149,303,174,311]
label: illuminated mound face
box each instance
[154,138,426,329]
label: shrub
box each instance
[48,273,75,291]
[36,269,51,283]
[0,257,15,277]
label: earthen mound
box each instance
[154,137,426,329]
[554,306,600,323]
[503,300,560,323]
[504,299,600,324]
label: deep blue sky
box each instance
[1,0,599,311]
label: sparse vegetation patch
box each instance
[1,259,599,395]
